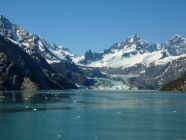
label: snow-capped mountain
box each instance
[0,14,91,88]
[48,43,80,63]
[0,14,186,90]
[167,34,186,56]
[74,34,186,90]
[76,34,186,69]
[0,14,75,64]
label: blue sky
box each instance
[0,0,186,55]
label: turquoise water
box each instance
[0,90,186,140]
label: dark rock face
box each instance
[81,50,103,64]
[161,72,186,91]
[0,52,23,90]
[50,61,91,86]
[0,36,77,90]
[79,66,106,78]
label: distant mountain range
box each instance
[0,14,186,91]
[77,34,186,68]
[75,34,186,90]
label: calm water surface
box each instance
[0,90,186,140]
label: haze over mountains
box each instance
[0,14,186,91]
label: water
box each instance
[0,90,186,140]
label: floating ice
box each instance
[117,111,122,114]
[57,134,62,138]
[173,110,176,113]
[33,108,37,111]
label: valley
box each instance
[0,14,186,91]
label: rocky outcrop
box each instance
[80,50,103,64]
[21,77,38,91]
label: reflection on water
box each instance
[0,90,76,112]
[0,90,186,112]
[0,90,73,103]
[0,90,186,140]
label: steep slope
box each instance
[0,14,89,86]
[161,72,186,91]
[0,36,76,90]
[130,56,186,89]
[0,15,59,63]
[48,44,77,62]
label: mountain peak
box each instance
[129,33,139,38]
[171,34,182,40]
[168,34,185,45]
[0,14,12,29]
[127,34,141,43]
[0,14,9,21]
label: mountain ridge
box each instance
[73,33,186,91]
[75,34,186,69]
[0,35,77,90]
[0,14,186,91]
[0,14,91,89]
